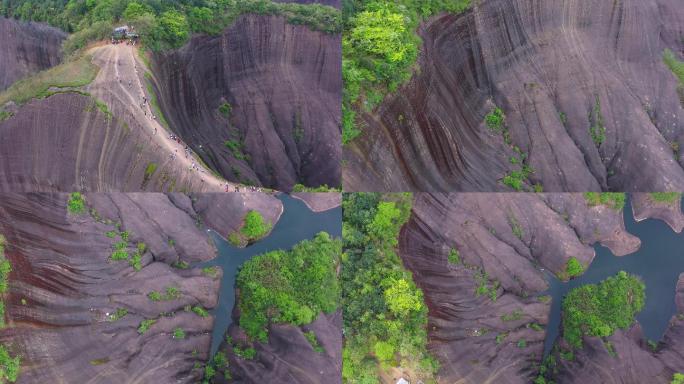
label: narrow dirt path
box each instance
[87,43,240,192]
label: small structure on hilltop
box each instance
[111,26,139,45]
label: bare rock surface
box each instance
[397,193,641,383]
[153,14,341,191]
[632,193,684,233]
[658,273,684,375]
[0,17,65,91]
[0,92,218,192]
[0,192,284,383]
[291,192,342,212]
[214,303,342,384]
[345,0,684,191]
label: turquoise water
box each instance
[195,194,342,355]
[543,196,684,354]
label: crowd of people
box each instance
[111,44,267,194]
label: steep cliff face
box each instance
[153,14,341,191]
[397,193,640,383]
[0,192,282,383]
[345,0,684,191]
[0,18,65,91]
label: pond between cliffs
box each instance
[196,194,341,355]
[544,196,684,355]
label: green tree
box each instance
[562,271,645,347]
[374,340,395,362]
[237,232,341,341]
[241,210,271,240]
[0,345,20,383]
[367,201,401,245]
[672,373,684,384]
[158,10,189,49]
[123,2,153,21]
[565,257,584,278]
[383,278,423,318]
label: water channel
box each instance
[543,196,684,354]
[196,194,342,355]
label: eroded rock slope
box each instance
[0,17,65,91]
[0,192,282,383]
[153,14,341,191]
[345,0,684,191]
[398,193,684,383]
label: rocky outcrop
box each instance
[0,192,283,383]
[190,192,283,239]
[153,14,341,191]
[214,309,343,384]
[632,193,684,233]
[292,192,342,212]
[0,93,219,192]
[658,273,684,376]
[0,18,65,91]
[345,0,684,192]
[397,193,640,383]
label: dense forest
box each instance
[341,193,437,383]
[1,0,341,53]
[341,0,470,143]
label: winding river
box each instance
[197,194,342,355]
[544,196,684,354]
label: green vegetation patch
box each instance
[562,271,645,348]
[342,0,471,144]
[202,266,219,278]
[67,192,86,215]
[242,210,271,239]
[589,95,606,146]
[342,193,438,382]
[292,184,342,192]
[583,192,626,211]
[557,257,584,280]
[233,346,256,360]
[138,318,156,334]
[2,1,340,54]
[173,327,186,339]
[304,330,324,353]
[147,286,181,302]
[485,107,505,133]
[0,345,20,383]
[447,248,460,265]
[224,139,249,162]
[664,49,684,86]
[144,75,170,128]
[0,235,12,294]
[474,270,499,302]
[237,232,340,341]
[0,54,98,107]
[109,308,128,322]
[192,306,209,318]
[0,111,13,122]
[672,373,684,384]
[228,210,273,246]
[218,102,232,118]
[649,192,682,205]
